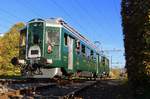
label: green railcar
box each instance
[13,18,109,78]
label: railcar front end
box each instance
[12,18,63,78]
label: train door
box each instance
[68,36,74,70]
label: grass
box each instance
[0,69,21,79]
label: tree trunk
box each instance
[121,0,150,91]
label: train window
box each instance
[105,59,109,66]
[101,56,105,65]
[86,48,90,61]
[20,28,26,47]
[76,40,80,52]
[28,22,43,45]
[81,44,85,55]
[93,53,97,62]
[86,48,90,57]
[64,33,68,46]
[33,34,39,44]
[46,27,60,45]
[90,50,94,58]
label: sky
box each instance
[0,0,125,68]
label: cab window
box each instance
[20,28,26,47]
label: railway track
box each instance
[34,80,97,98]
[0,78,97,99]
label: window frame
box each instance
[64,33,68,46]
[46,27,60,45]
[81,44,86,56]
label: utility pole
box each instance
[94,41,103,55]
[110,56,112,72]
[93,41,124,70]
[102,49,124,70]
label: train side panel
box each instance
[43,26,62,67]
[61,28,77,73]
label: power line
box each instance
[0,20,12,29]
[0,18,14,25]
[0,25,10,34]
[49,0,88,34]
[0,24,10,29]
[72,0,99,29]
[74,0,104,30]
[50,0,73,20]
[103,49,123,52]
[73,0,116,42]
[14,0,41,18]
[87,0,120,42]
[25,0,43,17]
[70,0,101,41]
[112,0,121,24]
[113,0,120,15]
[0,7,24,21]
[0,7,24,29]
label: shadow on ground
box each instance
[75,79,150,99]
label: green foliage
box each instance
[110,68,121,79]
[110,68,127,79]
[121,0,150,91]
[0,23,25,75]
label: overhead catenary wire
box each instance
[74,0,104,31]
[0,25,9,30]
[25,0,43,17]
[49,0,89,35]
[0,7,25,21]
[72,0,96,36]
[0,24,11,34]
[14,0,42,18]
[0,0,43,33]
[88,0,114,32]
[0,7,25,30]
[87,0,124,64]
[0,20,13,32]
[75,0,116,41]
[112,0,121,24]
[72,0,118,47]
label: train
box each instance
[11,18,109,78]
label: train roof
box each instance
[28,18,100,53]
[46,18,99,53]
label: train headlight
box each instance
[18,59,26,64]
[47,59,53,64]
[47,45,52,53]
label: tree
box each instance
[0,23,25,73]
[121,0,150,90]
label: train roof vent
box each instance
[29,18,44,22]
[46,17,63,24]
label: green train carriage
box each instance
[13,18,109,78]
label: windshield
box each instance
[28,22,43,45]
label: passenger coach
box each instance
[12,18,109,78]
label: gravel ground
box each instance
[75,79,134,99]
[1,79,142,99]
